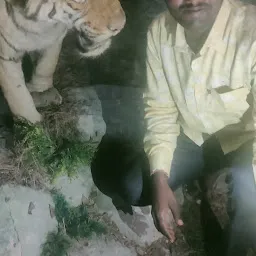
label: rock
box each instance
[0,190,21,256]
[62,87,106,143]
[52,166,94,207]
[92,188,162,247]
[0,185,57,256]
[70,238,138,256]
[95,85,145,143]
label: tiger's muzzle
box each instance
[75,6,126,57]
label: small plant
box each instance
[13,119,96,182]
[47,140,96,181]
[40,230,71,256]
[51,190,106,239]
[14,120,55,168]
[41,191,106,256]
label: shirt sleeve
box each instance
[143,24,180,177]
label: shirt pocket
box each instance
[206,87,250,118]
[206,58,250,115]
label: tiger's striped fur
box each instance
[0,0,125,123]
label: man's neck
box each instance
[185,27,212,54]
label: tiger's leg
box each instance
[27,40,63,105]
[0,59,42,123]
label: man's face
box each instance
[165,0,223,32]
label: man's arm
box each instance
[143,23,183,242]
[143,24,180,177]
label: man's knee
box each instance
[227,166,256,252]
[231,165,256,214]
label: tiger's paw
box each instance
[31,87,63,108]
[27,76,53,93]
[14,109,43,124]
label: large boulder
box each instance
[0,185,57,256]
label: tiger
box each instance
[0,0,126,124]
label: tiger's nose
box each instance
[107,9,126,33]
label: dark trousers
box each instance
[91,132,256,255]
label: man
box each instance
[92,0,256,254]
[143,0,256,252]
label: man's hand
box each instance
[151,171,184,243]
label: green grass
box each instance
[46,140,95,181]
[51,190,106,239]
[13,119,96,182]
[14,120,55,167]
[40,231,71,256]
[40,191,106,256]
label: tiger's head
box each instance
[62,0,126,57]
[11,0,126,57]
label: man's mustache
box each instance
[179,2,210,11]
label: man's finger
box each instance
[157,209,176,242]
[152,210,161,232]
[159,221,175,242]
[152,209,167,236]
[168,194,184,226]
[166,226,176,243]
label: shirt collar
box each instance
[173,0,232,54]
